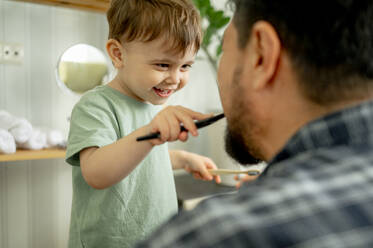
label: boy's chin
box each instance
[148,98,168,105]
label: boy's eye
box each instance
[156,64,169,68]
[182,64,192,70]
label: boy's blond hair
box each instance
[107,0,202,55]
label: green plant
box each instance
[193,0,231,72]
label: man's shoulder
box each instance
[138,148,373,247]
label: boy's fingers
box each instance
[157,116,170,141]
[172,107,217,137]
[214,175,221,183]
[152,106,217,142]
[198,167,213,181]
[205,158,218,169]
[174,111,199,136]
[175,107,215,134]
[166,116,180,141]
[193,173,203,180]
[200,158,217,181]
[181,107,213,120]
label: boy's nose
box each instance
[167,70,181,85]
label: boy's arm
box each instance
[169,149,221,183]
[80,125,154,189]
[79,105,212,189]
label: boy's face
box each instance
[115,37,196,105]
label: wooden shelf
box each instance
[15,0,110,13]
[0,149,66,162]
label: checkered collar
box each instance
[263,100,373,175]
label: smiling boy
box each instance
[65,1,220,247]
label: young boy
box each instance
[65,0,221,247]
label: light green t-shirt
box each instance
[65,85,178,248]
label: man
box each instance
[137,0,373,247]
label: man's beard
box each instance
[225,127,262,165]
[224,67,264,166]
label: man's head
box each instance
[106,0,202,105]
[218,0,373,164]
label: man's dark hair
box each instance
[232,0,373,105]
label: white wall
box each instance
[0,0,227,247]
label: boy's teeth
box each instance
[155,88,170,92]
[154,87,172,97]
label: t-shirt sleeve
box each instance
[65,94,119,166]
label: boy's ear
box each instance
[106,39,124,68]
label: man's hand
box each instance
[234,174,259,189]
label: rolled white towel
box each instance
[17,128,47,150]
[46,129,66,148]
[0,110,33,143]
[9,118,33,143]
[0,129,16,154]
[0,110,17,130]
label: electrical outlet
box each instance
[3,43,12,61]
[11,43,24,64]
[0,42,24,65]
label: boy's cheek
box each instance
[179,74,190,89]
[177,81,187,91]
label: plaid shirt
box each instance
[137,100,373,248]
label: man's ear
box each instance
[106,39,124,68]
[247,21,281,90]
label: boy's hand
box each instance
[147,106,213,145]
[178,151,221,183]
